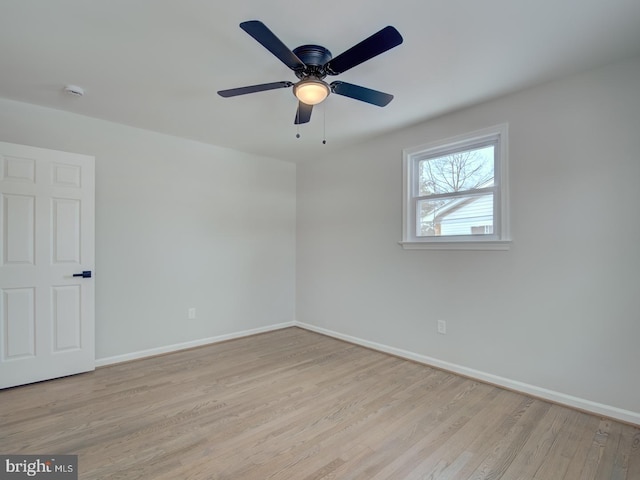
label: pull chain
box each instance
[293,103,328,142]
[322,103,327,144]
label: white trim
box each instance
[296,322,640,426]
[95,322,295,367]
[399,240,511,251]
[402,123,510,249]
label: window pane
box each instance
[417,192,494,237]
[418,145,494,196]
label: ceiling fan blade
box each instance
[294,102,313,124]
[217,81,293,98]
[330,81,394,106]
[240,20,306,71]
[326,26,403,75]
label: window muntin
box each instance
[402,124,509,249]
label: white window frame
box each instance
[401,123,511,250]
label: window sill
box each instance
[398,240,511,251]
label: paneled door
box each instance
[0,141,95,389]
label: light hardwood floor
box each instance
[1,327,638,479]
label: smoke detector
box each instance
[64,85,84,97]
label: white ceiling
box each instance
[1,0,640,162]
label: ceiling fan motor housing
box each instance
[292,45,332,78]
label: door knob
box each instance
[73,271,92,278]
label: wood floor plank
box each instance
[1,327,638,480]
[368,388,518,479]
[627,430,640,480]
[462,398,551,479]
[530,408,590,479]
[500,403,570,478]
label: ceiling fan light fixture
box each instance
[293,78,330,105]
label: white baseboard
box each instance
[95,322,295,367]
[295,322,640,426]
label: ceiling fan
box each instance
[217,21,403,124]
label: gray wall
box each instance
[0,99,297,360]
[296,56,640,415]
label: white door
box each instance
[0,141,95,389]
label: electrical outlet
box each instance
[188,307,196,320]
[437,320,447,335]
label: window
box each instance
[401,124,510,250]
